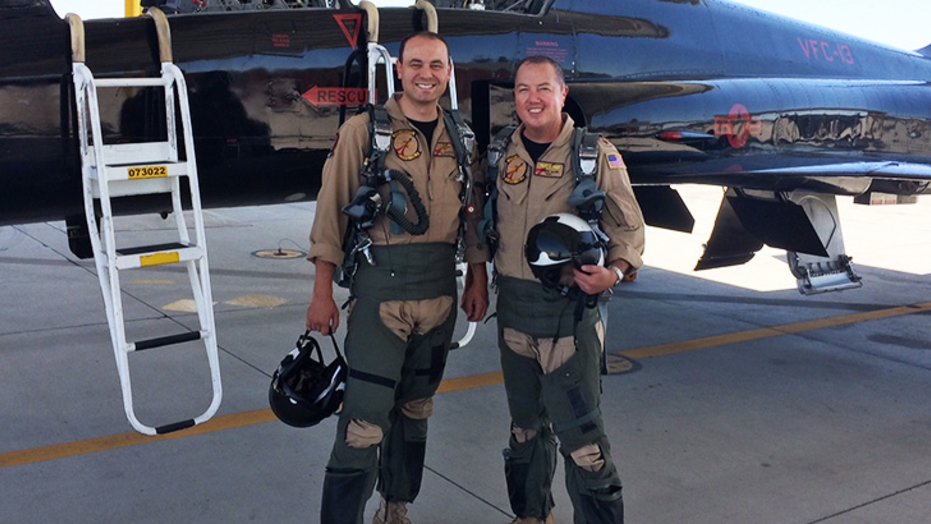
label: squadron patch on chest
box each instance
[392,129,421,161]
[534,161,564,178]
[503,155,528,185]
[433,141,455,158]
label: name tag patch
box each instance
[534,161,564,178]
[433,141,455,158]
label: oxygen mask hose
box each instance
[385,171,429,235]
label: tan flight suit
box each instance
[492,115,644,523]
[309,95,486,523]
[310,96,484,266]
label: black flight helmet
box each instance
[269,331,346,428]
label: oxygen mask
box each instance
[342,185,383,229]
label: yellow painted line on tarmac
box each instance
[624,301,931,360]
[437,371,504,394]
[3,302,929,469]
[0,409,277,469]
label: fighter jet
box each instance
[2,0,930,294]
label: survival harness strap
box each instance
[479,126,607,254]
[441,108,477,261]
[476,125,514,255]
[569,129,610,246]
[336,105,476,288]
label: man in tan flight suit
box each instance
[306,32,488,524]
[490,55,644,523]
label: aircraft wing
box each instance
[744,161,931,180]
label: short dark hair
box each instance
[515,55,565,87]
[398,31,450,63]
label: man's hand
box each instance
[306,295,340,335]
[460,262,489,322]
[575,259,631,295]
[306,260,340,335]
[574,264,616,295]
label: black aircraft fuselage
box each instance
[1,0,930,281]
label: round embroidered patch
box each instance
[392,129,421,161]
[503,155,528,185]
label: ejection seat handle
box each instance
[146,7,173,64]
[64,13,85,64]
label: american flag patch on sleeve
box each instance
[606,152,625,169]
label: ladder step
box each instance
[133,331,202,351]
[155,419,196,435]
[87,140,185,166]
[95,76,173,89]
[100,142,175,166]
[113,243,202,269]
[90,177,174,198]
[116,242,188,256]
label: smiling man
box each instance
[485,56,645,523]
[306,31,488,524]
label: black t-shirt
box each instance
[409,118,438,145]
[520,134,550,164]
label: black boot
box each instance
[320,468,375,524]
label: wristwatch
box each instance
[611,266,625,287]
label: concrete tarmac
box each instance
[1,185,929,523]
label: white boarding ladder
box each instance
[66,9,222,435]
